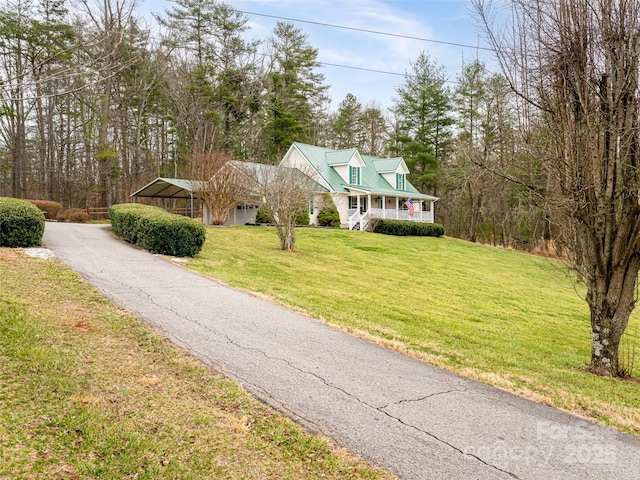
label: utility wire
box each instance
[319,62,406,77]
[238,10,492,52]
[318,60,460,85]
[239,9,488,83]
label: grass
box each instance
[187,226,640,436]
[0,248,394,480]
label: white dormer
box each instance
[373,158,410,191]
[326,149,365,186]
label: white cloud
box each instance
[145,0,491,108]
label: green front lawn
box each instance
[0,248,393,479]
[188,226,640,436]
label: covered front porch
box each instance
[346,191,437,230]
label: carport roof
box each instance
[131,178,204,199]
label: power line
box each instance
[240,8,487,83]
[318,61,406,78]
[317,60,460,85]
[240,10,475,83]
[238,10,492,52]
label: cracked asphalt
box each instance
[43,222,640,480]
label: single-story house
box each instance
[131,143,438,229]
[131,161,327,226]
[206,160,327,225]
[130,170,262,225]
[280,142,439,230]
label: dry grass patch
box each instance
[0,248,394,480]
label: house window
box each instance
[349,165,361,185]
[396,173,405,190]
[308,200,314,215]
[348,196,367,212]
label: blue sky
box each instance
[141,0,494,111]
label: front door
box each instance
[349,196,368,213]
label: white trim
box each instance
[282,145,333,192]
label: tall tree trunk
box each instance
[99,93,113,207]
[12,96,27,198]
[587,256,640,375]
[34,76,47,198]
[474,0,640,376]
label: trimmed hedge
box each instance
[25,199,64,220]
[255,208,309,226]
[110,203,206,257]
[370,218,445,237]
[0,197,45,247]
[57,208,90,223]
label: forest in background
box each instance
[0,0,550,251]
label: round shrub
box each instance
[25,199,64,220]
[255,208,271,224]
[317,193,341,228]
[57,208,90,223]
[295,211,310,226]
[0,197,45,247]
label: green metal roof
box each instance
[289,143,351,193]
[372,158,403,173]
[289,142,438,201]
[229,160,328,193]
[132,162,328,202]
[228,160,279,184]
[131,178,204,198]
[326,149,358,166]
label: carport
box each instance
[130,178,203,218]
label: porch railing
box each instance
[348,208,434,227]
[348,209,371,231]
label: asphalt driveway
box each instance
[43,222,640,480]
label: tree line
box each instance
[5,0,640,377]
[1,0,547,251]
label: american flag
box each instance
[404,197,414,217]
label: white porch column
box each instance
[382,196,386,218]
[357,194,361,213]
[367,194,371,212]
[395,197,399,219]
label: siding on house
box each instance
[280,142,439,227]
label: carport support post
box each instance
[190,191,194,218]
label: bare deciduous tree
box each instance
[475,0,640,376]
[248,163,317,251]
[187,149,250,225]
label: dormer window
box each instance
[396,173,406,190]
[350,165,361,185]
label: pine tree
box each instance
[264,22,328,162]
[358,103,388,156]
[156,0,259,157]
[333,93,362,149]
[391,51,454,195]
